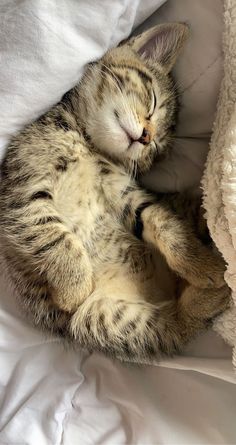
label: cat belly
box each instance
[91,231,177,305]
[53,157,176,304]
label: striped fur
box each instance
[0,23,230,361]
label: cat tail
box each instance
[19,284,229,362]
[69,295,179,360]
[68,289,218,361]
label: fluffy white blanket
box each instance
[202,0,236,367]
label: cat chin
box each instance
[126,142,143,160]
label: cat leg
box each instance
[155,192,211,244]
[69,285,230,361]
[38,233,94,313]
[105,179,225,289]
[140,203,225,289]
[1,202,94,313]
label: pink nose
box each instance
[138,128,150,145]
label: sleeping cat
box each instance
[0,23,230,361]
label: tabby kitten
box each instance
[0,23,230,361]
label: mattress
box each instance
[0,1,236,444]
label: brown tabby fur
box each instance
[0,23,230,361]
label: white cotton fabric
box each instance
[0,1,236,444]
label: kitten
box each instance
[0,23,230,361]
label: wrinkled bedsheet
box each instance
[0,1,236,444]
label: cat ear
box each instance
[129,23,189,73]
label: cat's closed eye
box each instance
[147,90,157,119]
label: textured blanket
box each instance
[203,0,236,368]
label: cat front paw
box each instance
[53,275,94,314]
[51,253,94,313]
[184,250,226,289]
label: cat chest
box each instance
[54,155,132,256]
[54,157,103,233]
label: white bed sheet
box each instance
[0,1,236,444]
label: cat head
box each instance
[77,23,189,173]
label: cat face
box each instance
[78,23,189,173]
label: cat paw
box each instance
[192,252,226,289]
[201,285,232,321]
[179,248,226,289]
[53,275,94,313]
[209,285,232,319]
[51,254,94,313]
[180,283,232,321]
